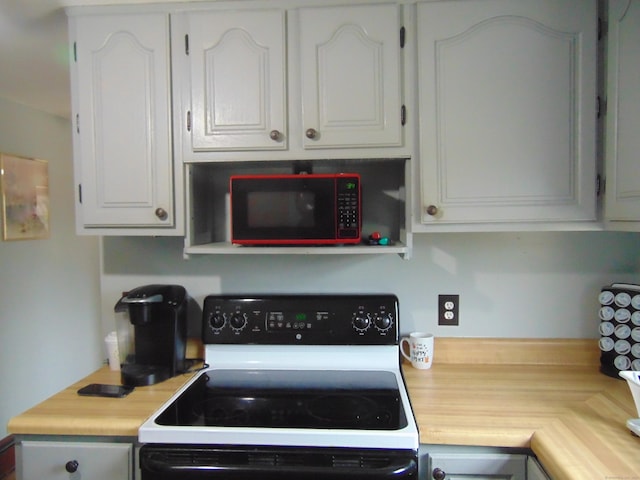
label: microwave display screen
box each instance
[247,191,316,228]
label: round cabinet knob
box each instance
[305,128,318,139]
[155,207,168,221]
[269,130,282,141]
[65,460,79,473]
[426,205,439,217]
[432,467,446,480]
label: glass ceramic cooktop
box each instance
[155,369,408,430]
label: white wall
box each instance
[0,98,102,437]
[100,230,640,340]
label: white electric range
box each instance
[138,294,419,479]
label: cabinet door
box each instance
[417,0,597,225]
[429,452,526,480]
[605,0,640,225]
[71,13,175,229]
[187,10,286,151]
[527,456,551,480]
[17,441,132,480]
[299,4,403,149]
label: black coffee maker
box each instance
[115,284,188,386]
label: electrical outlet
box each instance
[438,294,459,326]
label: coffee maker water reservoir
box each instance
[115,284,188,386]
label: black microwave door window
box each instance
[232,178,335,241]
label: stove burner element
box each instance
[308,394,379,425]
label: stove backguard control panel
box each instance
[202,294,399,345]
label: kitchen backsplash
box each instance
[99,231,640,339]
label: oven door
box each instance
[140,445,418,479]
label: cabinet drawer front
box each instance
[429,452,526,479]
[17,441,132,480]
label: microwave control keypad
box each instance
[599,284,640,377]
[337,177,360,239]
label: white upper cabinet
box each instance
[176,3,404,160]
[416,0,598,227]
[298,4,403,149]
[605,0,640,228]
[69,12,181,234]
[187,10,287,151]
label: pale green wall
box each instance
[0,98,102,437]
[100,231,640,340]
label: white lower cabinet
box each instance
[16,439,133,480]
[420,446,550,480]
[427,452,526,480]
[527,456,551,480]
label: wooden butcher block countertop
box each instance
[405,338,640,479]
[8,340,206,437]
[8,338,640,479]
[7,366,200,437]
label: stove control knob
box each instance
[230,312,248,331]
[353,314,371,332]
[208,312,226,331]
[373,313,393,332]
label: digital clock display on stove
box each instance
[266,310,329,331]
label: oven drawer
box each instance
[140,445,418,479]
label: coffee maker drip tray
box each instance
[121,364,172,386]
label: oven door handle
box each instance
[142,455,418,477]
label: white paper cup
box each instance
[400,332,434,369]
[104,331,120,371]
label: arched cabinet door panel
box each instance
[605,0,640,228]
[70,12,178,233]
[417,0,597,225]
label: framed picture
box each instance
[0,153,50,241]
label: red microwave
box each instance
[230,173,361,245]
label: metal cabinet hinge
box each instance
[400,26,406,48]
[597,174,605,196]
[185,34,189,55]
[78,184,82,204]
[597,96,607,118]
[598,17,608,40]
[73,42,77,62]
[186,110,191,131]
[75,113,80,134]
[401,105,406,126]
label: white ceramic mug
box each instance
[400,332,434,369]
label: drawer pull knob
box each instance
[432,467,446,480]
[65,460,79,473]
[305,128,318,139]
